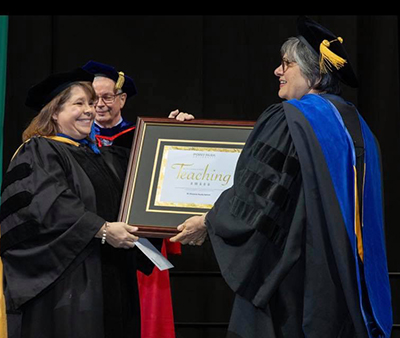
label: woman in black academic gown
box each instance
[170,16,392,338]
[0,68,152,338]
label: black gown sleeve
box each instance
[0,137,105,309]
[99,144,161,275]
[206,103,305,309]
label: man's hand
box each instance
[169,109,195,121]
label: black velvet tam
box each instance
[82,60,137,98]
[25,68,94,111]
[297,16,358,88]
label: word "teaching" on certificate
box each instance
[171,163,232,186]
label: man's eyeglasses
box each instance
[94,93,123,105]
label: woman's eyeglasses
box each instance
[281,57,296,72]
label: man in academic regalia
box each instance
[82,61,194,148]
[170,16,393,338]
[81,61,138,148]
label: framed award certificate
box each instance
[118,117,255,237]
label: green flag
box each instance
[0,15,8,338]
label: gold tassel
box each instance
[354,165,364,262]
[115,71,125,91]
[319,37,347,74]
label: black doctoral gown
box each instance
[0,136,152,338]
[206,94,389,338]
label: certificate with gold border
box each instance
[118,117,255,238]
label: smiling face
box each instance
[53,85,96,140]
[92,76,127,128]
[274,55,317,101]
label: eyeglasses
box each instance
[94,93,123,106]
[281,57,296,72]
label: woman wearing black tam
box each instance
[0,68,154,338]
[171,16,392,338]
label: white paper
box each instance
[135,238,174,271]
[156,146,241,208]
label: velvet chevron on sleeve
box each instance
[206,94,391,338]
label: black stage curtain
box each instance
[3,15,400,337]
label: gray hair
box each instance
[94,74,124,95]
[281,37,342,95]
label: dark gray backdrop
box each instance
[3,15,399,338]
